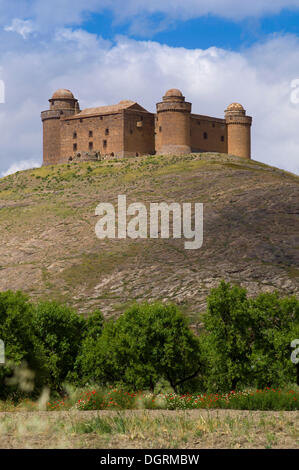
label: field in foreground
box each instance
[0,409,298,449]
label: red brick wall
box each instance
[190,115,227,153]
[155,110,191,154]
[123,110,155,156]
[60,113,124,161]
[227,123,251,159]
[41,112,61,165]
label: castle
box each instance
[41,88,252,165]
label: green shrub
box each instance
[83,309,104,341]
[75,388,138,411]
[201,281,252,392]
[0,291,46,399]
[49,387,299,411]
[33,301,85,391]
[75,302,202,392]
[163,388,299,411]
[249,292,299,388]
[201,281,299,392]
[70,309,104,384]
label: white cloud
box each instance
[0,29,299,176]
[54,27,111,51]
[2,1,299,31]
[4,18,36,39]
[1,159,40,177]
[103,0,299,22]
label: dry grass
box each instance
[0,152,298,318]
[0,409,298,449]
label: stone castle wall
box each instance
[123,110,155,157]
[225,115,252,160]
[190,115,227,153]
[41,89,252,165]
[60,113,124,161]
[41,111,61,166]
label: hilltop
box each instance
[0,153,298,322]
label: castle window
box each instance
[159,126,162,132]
[89,142,93,151]
[203,132,208,140]
[73,132,77,139]
[89,130,93,138]
[221,136,225,142]
[103,140,107,148]
[212,123,215,128]
[105,128,109,135]
[73,143,77,152]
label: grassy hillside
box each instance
[0,152,298,322]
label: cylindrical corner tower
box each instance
[41,89,79,165]
[225,103,252,159]
[156,89,191,155]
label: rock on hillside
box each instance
[0,153,298,321]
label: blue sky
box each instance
[1,0,299,175]
[84,8,299,51]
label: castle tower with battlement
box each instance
[155,89,192,155]
[41,88,252,165]
[225,102,252,159]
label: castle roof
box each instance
[165,88,183,97]
[52,89,75,100]
[66,100,151,119]
[226,102,244,111]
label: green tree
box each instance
[33,301,85,391]
[76,302,202,392]
[83,309,104,341]
[249,293,299,387]
[202,281,252,392]
[202,282,299,392]
[0,291,46,399]
[71,309,104,385]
